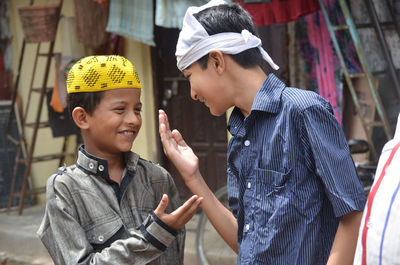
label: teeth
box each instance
[122,131,134,135]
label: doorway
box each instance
[152,27,228,200]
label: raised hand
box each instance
[159,111,239,253]
[154,194,203,230]
[158,109,200,182]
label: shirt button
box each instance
[89,162,94,169]
[247,182,251,189]
[98,165,104,171]
[244,140,250,146]
[245,224,250,231]
[98,235,104,242]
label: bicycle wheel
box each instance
[196,185,237,265]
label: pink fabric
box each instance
[305,0,341,124]
[237,0,320,26]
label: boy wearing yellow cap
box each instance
[37,55,202,265]
[159,1,366,265]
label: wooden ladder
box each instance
[6,0,69,215]
[318,0,398,161]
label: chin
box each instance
[119,144,133,152]
[209,108,225,117]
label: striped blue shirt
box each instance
[227,74,366,265]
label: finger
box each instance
[159,114,174,148]
[158,109,171,132]
[158,111,168,135]
[172,195,200,217]
[163,111,171,132]
[154,194,169,216]
[175,197,203,226]
[160,127,177,158]
[171,129,189,147]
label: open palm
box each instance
[158,109,200,181]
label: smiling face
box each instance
[82,88,142,156]
[183,58,233,117]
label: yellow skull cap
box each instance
[66,55,142,93]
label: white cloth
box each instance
[353,113,400,265]
[175,0,279,71]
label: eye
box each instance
[114,106,125,113]
[134,107,142,114]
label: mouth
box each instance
[120,131,135,135]
[119,130,137,138]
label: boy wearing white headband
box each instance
[38,55,202,265]
[159,1,366,264]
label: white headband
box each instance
[175,0,279,72]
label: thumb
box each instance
[154,194,169,216]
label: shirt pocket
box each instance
[85,216,124,247]
[253,169,291,233]
[254,168,290,197]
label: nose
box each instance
[126,110,141,125]
[190,88,198,101]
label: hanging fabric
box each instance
[106,0,155,46]
[155,0,209,29]
[236,0,320,26]
[74,0,110,48]
[0,0,12,100]
[296,0,362,124]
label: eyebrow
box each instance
[109,100,142,106]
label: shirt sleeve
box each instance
[300,101,366,217]
[37,174,176,265]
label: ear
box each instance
[71,107,90,130]
[208,50,226,75]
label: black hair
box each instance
[67,91,104,117]
[193,3,263,69]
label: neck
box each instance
[229,65,267,117]
[83,142,125,184]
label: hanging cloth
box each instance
[74,0,109,48]
[155,0,209,29]
[236,0,320,26]
[296,0,362,124]
[49,55,64,113]
[304,10,341,123]
[106,0,155,46]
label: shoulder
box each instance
[281,87,331,112]
[278,87,335,126]
[46,164,81,196]
[43,165,81,216]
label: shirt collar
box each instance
[76,145,140,179]
[251,73,285,113]
[227,74,285,135]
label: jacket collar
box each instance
[76,145,139,179]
